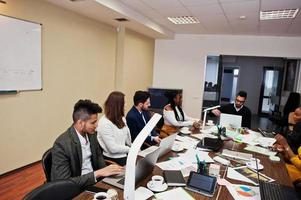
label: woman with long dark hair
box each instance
[160,91,200,138]
[97,91,131,166]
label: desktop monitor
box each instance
[148,88,183,110]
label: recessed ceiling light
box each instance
[260,8,299,20]
[167,16,199,25]
[239,15,246,20]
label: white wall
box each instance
[153,34,301,118]
[223,56,284,114]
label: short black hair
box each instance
[72,99,102,122]
[237,91,247,99]
[134,91,150,106]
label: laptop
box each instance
[138,133,178,158]
[219,113,242,128]
[254,157,298,200]
[102,147,161,189]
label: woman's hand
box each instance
[275,134,289,148]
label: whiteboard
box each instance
[0,15,42,91]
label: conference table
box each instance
[74,131,293,200]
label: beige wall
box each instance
[0,0,155,174]
[121,29,155,111]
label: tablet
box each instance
[185,172,217,197]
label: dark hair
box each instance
[104,91,125,128]
[72,99,102,123]
[283,92,300,116]
[164,91,185,121]
[133,91,150,106]
[237,91,247,99]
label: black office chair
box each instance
[42,148,52,182]
[23,180,81,200]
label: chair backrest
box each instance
[23,180,81,200]
[42,148,52,182]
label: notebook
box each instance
[163,170,186,186]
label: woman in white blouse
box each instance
[97,91,131,166]
[160,91,200,138]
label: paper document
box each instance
[222,149,253,161]
[252,137,276,147]
[135,187,154,200]
[155,187,195,200]
[226,184,260,200]
[227,166,274,185]
[156,157,192,170]
[244,145,277,156]
[175,135,199,149]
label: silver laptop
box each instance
[102,147,161,189]
[138,133,178,158]
[219,113,242,128]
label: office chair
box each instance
[42,148,52,182]
[23,179,81,200]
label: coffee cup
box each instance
[207,120,213,125]
[93,192,110,200]
[107,188,118,200]
[149,175,164,189]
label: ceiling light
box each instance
[260,8,299,20]
[239,15,246,20]
[167,16,199,25]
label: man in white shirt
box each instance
[51,99,124,189]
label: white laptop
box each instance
[219,113,242,129]
[102,147,161,189]
[138,133,178,158]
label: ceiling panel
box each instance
[221,0,259,15]
[261,0,301,10]
[187,4,224,16]
[179,0,219,6]
[141,0,183,10]
[44,0,301,38]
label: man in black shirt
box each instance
[211,91,252,128]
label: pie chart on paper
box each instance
[235,185,256,197]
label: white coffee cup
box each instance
[181,127,189,131]
[93,192,110,200]
[107,188,118,200]
[149,175,164,189]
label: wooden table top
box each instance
[74,133,292,200]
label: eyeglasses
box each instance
[235,99,245,104]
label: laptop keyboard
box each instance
[259,180,286,200]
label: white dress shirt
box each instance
[97,115,131,158]
[163,105,196,127]
[75,130,93,175]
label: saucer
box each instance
[246,162,264,170]
[206,123,215,126]
[180,129,191,134]
[147,181,168,192]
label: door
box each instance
[202,55,223,109]
[258,66,283,115]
